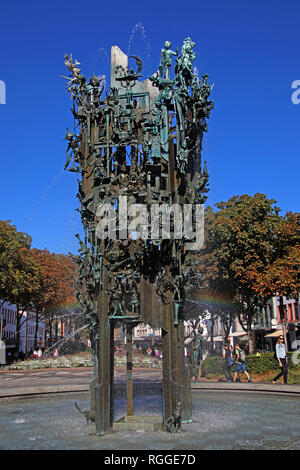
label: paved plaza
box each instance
[0,367,162,398]
[1,367,300,399]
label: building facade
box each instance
[232,296,300,351]
[0,301,46,355]
[131,295,300,354]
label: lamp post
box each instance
[23,312,28,356]
[0,308,3,342]
[279,296,288,352]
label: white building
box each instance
[132,316,212,348]
[0,301,46,354]
[132,323,161,347]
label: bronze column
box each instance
[95,265,114,434]
[126,324,133,416]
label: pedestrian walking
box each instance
[192,327,206,384]
[272,335,288,384]
[223,342,234,382]
[233,343,252,383]
[37,347,42,359]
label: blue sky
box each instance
[0,0,299,254]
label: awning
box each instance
[264,330,283,338]
[206,335,223,342]
[229,332,247,337]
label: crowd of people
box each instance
[8,332,289,385]
[222,335,288,384]
[145,346,163,360]
[114,344,163,360]
[223,342,252,383]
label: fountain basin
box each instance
[0,389,299,450]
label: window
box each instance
[293,303,298,321]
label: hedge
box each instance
[201,352,300,377]
[201,356,224,376]
[4,353,163,370]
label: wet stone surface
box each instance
[0,391,300,450]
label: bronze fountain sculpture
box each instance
[63,38,213,434]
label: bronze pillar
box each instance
[126,324,133,416]
[95,266,114,434]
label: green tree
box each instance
[0,221,40,350]
[244,211,300,349]
[0,220,32,307]
[30,249,77,349]
[200,194,283,352]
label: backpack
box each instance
[228,357,234,367]
[225,348,234,367]
[238,349,246,362]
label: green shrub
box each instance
[201,356,223,376]
[245,354,277,374]
[246,352,300,374]
[201,352,300,377]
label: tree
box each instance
[30,249,77,349]
[199,194,283,352]
[244,211,300,349]
[0,220,40,350]
[12,247,41,351]
[0,221,79,352]
[244,212,300,297]
[0,220,33,306]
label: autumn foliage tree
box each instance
[198,194,297,352]
[30,249,77,349]
[0,220,78,352]
[244,212,300,298]
[243,211,300,347]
